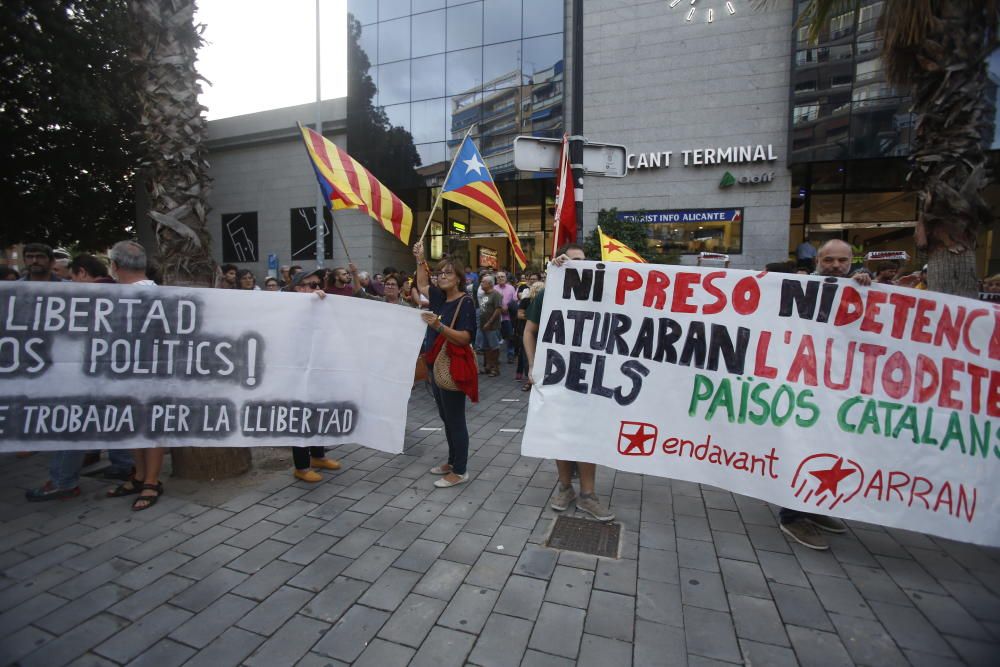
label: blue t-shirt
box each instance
[424,286,477,352]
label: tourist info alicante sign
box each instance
[0,282,425,455]
[522,262,1000,547]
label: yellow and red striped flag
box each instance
[598,226,646,263]
[298,125,413,244]
[440,137,526,268]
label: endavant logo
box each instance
[617,421,658,456]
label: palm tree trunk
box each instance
[131,0,250,478]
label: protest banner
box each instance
[523,262,1000,546]
[0,282,425,455]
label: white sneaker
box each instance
[434,473,469,488]
[429,464,452,475]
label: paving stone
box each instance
[944,634,1000,666]
[902,649,966,667]
[634,619,686,667]
[757,549,810,588]
[469,612,533,667]
[418,515,467,543]
[637,546,679,585]
[232,559,302,601]
[829,612,908,666]
[719,557,770,599]
[328,527,383,558]
[377,593,447,648]
[680,567,728,612]
[521,649,576,667]
[494,575,547,620]
[463,508,506,536]
[413,558,471,601]
[260,485,311,509]
[747,523,792,553]
[312,605,389,662]
[809,571,875,619]
[341,545,403,582]
[440,531,490,565]
[504,503,543,530]
[875,554,947,595]
[684,606,741,662]
[594,556,637,595]
[353,638,415,667]
[174,526,240,557]
[438,582,499,633]
[224,519,283,550]
[237,584,313,635]
[221,504,276,530]
[302,577,368,623]
[791,542,847,578]
[287,553,352,592]
[112,549,190,590]
[35,583,131,635]
[907,589,991,640]
[870,600,956,656]
[93,604,192,664]
[11,540,85,575]
[174,508,234,535]
[528,602,586,659]
[938,578,1000,621]
[361,506,410,533]
[786,625,855,667]
[271,516,326,545]
[409,626,476,667]
[738,639,799,667]
[770,581,834,632]
[174,543,244,579]
[394,538,447,573]
[404,500,449,525]
[712,530,756,563]
[171,567,247,613]
[126,638,195,667]
[0,591,65,638]
[0,624,55,665]
[466,551,517,590]
[729,593,789,646]
[108,574,194,619]
[486,524,531,555]
[636,578,683,627]
[225,539,290,574]
[578,633,634,667]
[842,563,911,605]
[63,535,140,572]
[545,565,594,609]
[357,567,421,611]
[585,589,635,641]
[244,614,329,667]
[120,530,189,563]
[514,544,559,580]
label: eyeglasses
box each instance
[434,270,456,278]
[302,282,322,289]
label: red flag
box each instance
[552,135,576,255]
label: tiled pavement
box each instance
[1,374,999,666]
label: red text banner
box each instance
[0,282,425,454]
[522,262,1000,546]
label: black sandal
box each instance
[131,482,163,511]
[107,476,143,498]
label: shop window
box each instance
[617,210,743,256]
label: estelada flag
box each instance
[441,137,527,268]
[298,124,413,244]
[598,226,646,263]
[551,134,576,255]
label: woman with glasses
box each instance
[412,242,478,488]
[263,277,280,291]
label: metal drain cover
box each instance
[545,516,622,559]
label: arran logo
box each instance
[617,421,658,456]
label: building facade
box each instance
[204,0,1000,278]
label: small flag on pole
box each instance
[552,134,576,255]
[441,137,527,268]
[298,124,413,244]
[598,226,646,263]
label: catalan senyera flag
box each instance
[598,226,646,263]
[298,124,413,244]
[441,137,526,268]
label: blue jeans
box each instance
[500,319,514,359]
[430,379,469,475]
[49,449,132,489]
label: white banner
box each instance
[523,262,1000,546]
[0,282,425,454]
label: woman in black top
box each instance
[413,242,478,488]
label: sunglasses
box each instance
[302,282,322,289]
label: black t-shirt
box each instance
[424,286,477,351]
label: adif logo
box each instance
[617,421,658,456]
[720,171,774,188]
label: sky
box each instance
[195,0,347,120]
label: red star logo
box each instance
[618,421,657,455]
[604,241,622,254]
[809,457,856,496]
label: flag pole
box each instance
[329,213,353,266]
[417,123,476,245]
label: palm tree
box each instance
[796,0,999,296]
[130,0,250,479]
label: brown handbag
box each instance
[414,355,429,383]
[432,297,477,391]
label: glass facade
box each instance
[346,1,564,272]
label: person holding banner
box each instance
[523,244,615,522]
[413,241,478,488]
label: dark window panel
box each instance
[348,0,377,25]
[484,0,521,44]
[849,98,914,159]
[411,97,448,143]
[379,0,410,22]
[290,207,334,261]
[447,1,483,51]
[844,191,917,223]
[522,0,562,38]
[221,212,259,263]
[378,16,410,64]
[379,60,411,105]
[412,9,446,58]
[522,33,562,81]
[483,41,522,89]
[445,47,483,96]
[411,54,446,100]
[383,102,410,133]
